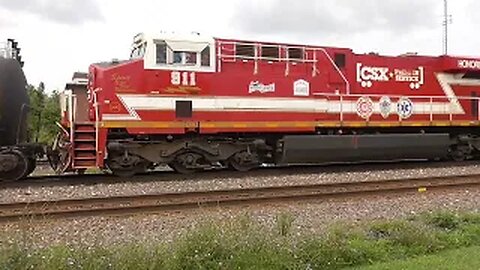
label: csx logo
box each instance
[356,63,390,88]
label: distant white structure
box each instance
[0,40,13,59]
[0,39,23,67]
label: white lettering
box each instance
[171,71,196,86]
[356,63,390,88]
[249,81,275,94]
[171,71,181,85]
[458,60,480,70]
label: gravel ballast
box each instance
[1,163,480,204]
[1,187,479,248]
[1,162,480,248]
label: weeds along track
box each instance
[1,174,480,223]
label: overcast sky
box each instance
[0,0,479,91]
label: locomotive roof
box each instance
[134,32,214,45]
[135,32,351,51]
[130,32,480,73]
[135,32,473,59]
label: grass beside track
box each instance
[352,245,480,270]
[1,211,480,269]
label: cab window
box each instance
[201,46,210,66]
[153,39,212,69]
[171,51,198,65]
[185,52,197,65]
[156,41,167,64]
[173,51,182,64]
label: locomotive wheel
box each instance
[450,149,466,162]
[0,150,29,182]
[228,151,259,172]
[106,154,146,177]
[449,145,469,162]
[48,132,73,174]
[169,152,204,174]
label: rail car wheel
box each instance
[169,152,205,174]
[106,154,147,177]
[0,150,29,182]
[25,158,37,177]
[228,151,259,172]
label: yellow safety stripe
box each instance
[100,120,480,130]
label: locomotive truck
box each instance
[45,32,480,177]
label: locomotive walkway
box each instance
[0,174,479,223]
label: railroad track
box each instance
[3,160,479,189]
[1,174,480,223]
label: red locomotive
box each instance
[49,32,480,176]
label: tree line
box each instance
[27,83,61,145]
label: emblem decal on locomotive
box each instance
[356,63,424,90]
[379,96,392,119]
[293,79,310,96]
[112,74,134,93]
[356,96,374,119]
[396,97,414,119]
[249,81,275,94]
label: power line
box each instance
[443,0,452,55]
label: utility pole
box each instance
[443,0,452,55]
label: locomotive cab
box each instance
[131,32,216,73]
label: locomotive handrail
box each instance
[313,92,480,100]
[93,88,101,155]
[315,93,480,124]
[218,54,318,63]
[218,41,350,94]
[67,93,75,145]
[430,97,434,122]
[315,47,350,95]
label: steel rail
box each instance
[1,174,479,223]
[4,160,479,189]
